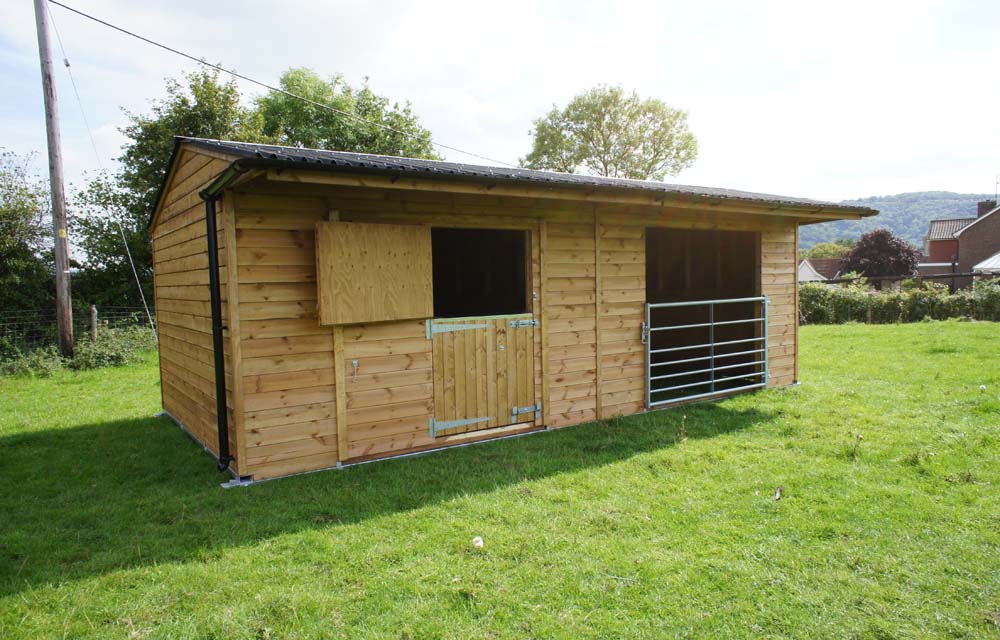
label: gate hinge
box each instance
[429,416,491,437]
[511,402,541,420]
[640,322,650,344]
[509,318,538,328]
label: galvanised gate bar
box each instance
[644,297,768,409]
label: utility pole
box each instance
[33,0,73,357]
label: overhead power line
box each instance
[46,0,517,168]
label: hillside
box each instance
[799,191,993,249]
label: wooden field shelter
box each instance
[150,138,877,481]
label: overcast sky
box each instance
[2,0,998,202]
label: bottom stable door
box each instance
[429,314,537,437]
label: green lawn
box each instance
[1,323,999,639]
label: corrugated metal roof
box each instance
[973,250,1000,273]
[180,137,878,214]
[926,218,975,240]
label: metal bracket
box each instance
[426,320,488,338]
[221,475,255,489]
[429,416,491,437]
[509,318,538,328]
[511,402,541,419]
[640,321,649,345]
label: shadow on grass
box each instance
[0,402,774,595]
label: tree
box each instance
[256,68,437,158]
[841,229,919,282]
[118,68,266,222]
[521,85,697,180]
[74,68,266,307]
[800,239,855,261]
[0,150,53,311]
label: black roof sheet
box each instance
[178,137,878,215]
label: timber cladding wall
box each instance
[150,145,832,481]
[151,150,236,460]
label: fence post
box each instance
[90,304,97,343]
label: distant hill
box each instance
[799,191,994,249]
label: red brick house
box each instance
[919,200,1000,288]
[953,201,1000,288]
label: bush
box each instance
[0,325,157,377]
[800,279,1000,324]
[0,344,63,378]
[68,326,157,371]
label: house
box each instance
[953,201,1000,288]
[798,257,843,282]
[149,137,877,482]
[919,200,1000,287]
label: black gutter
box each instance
[201,195,233,472]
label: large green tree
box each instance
[73,67,439,307]
[256,68,437,158]
[0,150,53,311]
[799,239,855,261]
[73,68,265,307]
[522,85,697,180]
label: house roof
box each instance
[926,217,975,241]
[973,250,1000,273]
[803,257,844,279]
[177,137,879,216]
[954,203,1000,237]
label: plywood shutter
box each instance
[316,221,433,325]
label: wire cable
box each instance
[45,0,517,168]
[47,4,155,329]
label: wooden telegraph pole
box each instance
[33,0,74,356]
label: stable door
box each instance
[428,315,537,437]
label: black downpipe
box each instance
[204,196,233,472]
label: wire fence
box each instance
[0,306,155,352]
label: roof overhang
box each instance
[151,137,880,227]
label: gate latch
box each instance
[640,322,650,344]
[509,318,538,328]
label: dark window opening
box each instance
[432,228,529,318]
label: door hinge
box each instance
[509,318,538,328]
[429,416,491,437]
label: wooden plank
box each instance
[333,326,348,463]
[219,193,248,475]
[594,215,603,420]
[316,221,433,325]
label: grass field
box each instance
[1,323,999,638]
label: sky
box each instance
[1,0,998,203]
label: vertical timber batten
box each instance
[593,209,603,420]
[221,194,247,475]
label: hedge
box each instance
[799,279,1000,324]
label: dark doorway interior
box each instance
[645,228,762,403]
[432,228,529,318]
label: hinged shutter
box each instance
[316,221,433,325]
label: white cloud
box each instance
[1,0,997,202]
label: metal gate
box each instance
[642,296,769,409]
